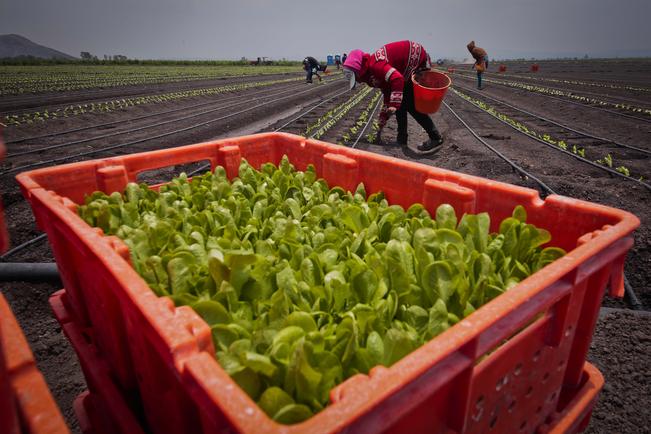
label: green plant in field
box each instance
[0,64,318,96]
[366,120,381,144]
[336,91,381,146]
[615,166,630,176]
[3,77,306,126]
[571,144,586,158]
[452,88,638,179]
[451,69,651,117]
[304,87,372,140]
[78,157,565,424]
[448,68,651,93]
[596,154,613,168]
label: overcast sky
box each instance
[1,0,650,60]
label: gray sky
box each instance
[1,0,650,60]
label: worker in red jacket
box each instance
[467,41,488,89]
[343,41,443,153]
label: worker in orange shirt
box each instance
[467,41,488,89]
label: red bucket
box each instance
[412,70,451,114]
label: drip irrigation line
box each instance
[479,70,651,94]
[0,262,60,284]
[453,72,651,124]
[5,81,319,159]
[457,71,651,107]
[0,79,346,177]
[351,94,382,149]
[0,71,308,115]
[624,276,643,311]
[0,233,48,261]
[5,79,305,147]
[451,89,651,191]
[307,87,374,140]
[453,84,651,157]
[444,101,643,310]
[273,89,351,133]
[443,101,555,195]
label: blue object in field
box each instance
[335,55,341,62]
[327,55,334,65]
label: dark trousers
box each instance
[477,57,488,88]
[305,67,321,82]
[396,79,440,140]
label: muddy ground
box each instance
[0,59,649,433]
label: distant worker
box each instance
[341,53,347,64]
[335,54,342,69]
[467,41,488,89]
[303,56,325,83]
[343,41,443,153]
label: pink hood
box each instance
[343,49,364,73]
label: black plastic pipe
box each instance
[0,262,61,284]
[624,276,643,310]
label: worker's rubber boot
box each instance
[417,132,444,153]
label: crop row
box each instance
[303,87,373,140]
[3,77,302,127]
[365,120,381,144]
[338,91,382,146]
[0,64,301,95]
[486,71,651,93]
[475,76,651,117]
[451,88,637,178]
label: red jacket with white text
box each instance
[357,40,430,112]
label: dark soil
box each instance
[0,71,304,114]
[585,309,651,434]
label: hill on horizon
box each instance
[0,34,76,59]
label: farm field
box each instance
[0,63,301,96]
[0,59,649,433]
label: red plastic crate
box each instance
[0,293,69,434]
[73,391,140,434]
[17,132,638,433]
[543,362,604,434]
[49,290,145,434]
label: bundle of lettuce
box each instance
[79,156,565,424]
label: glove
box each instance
[379,106,397,126]
[377,106,398,143]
